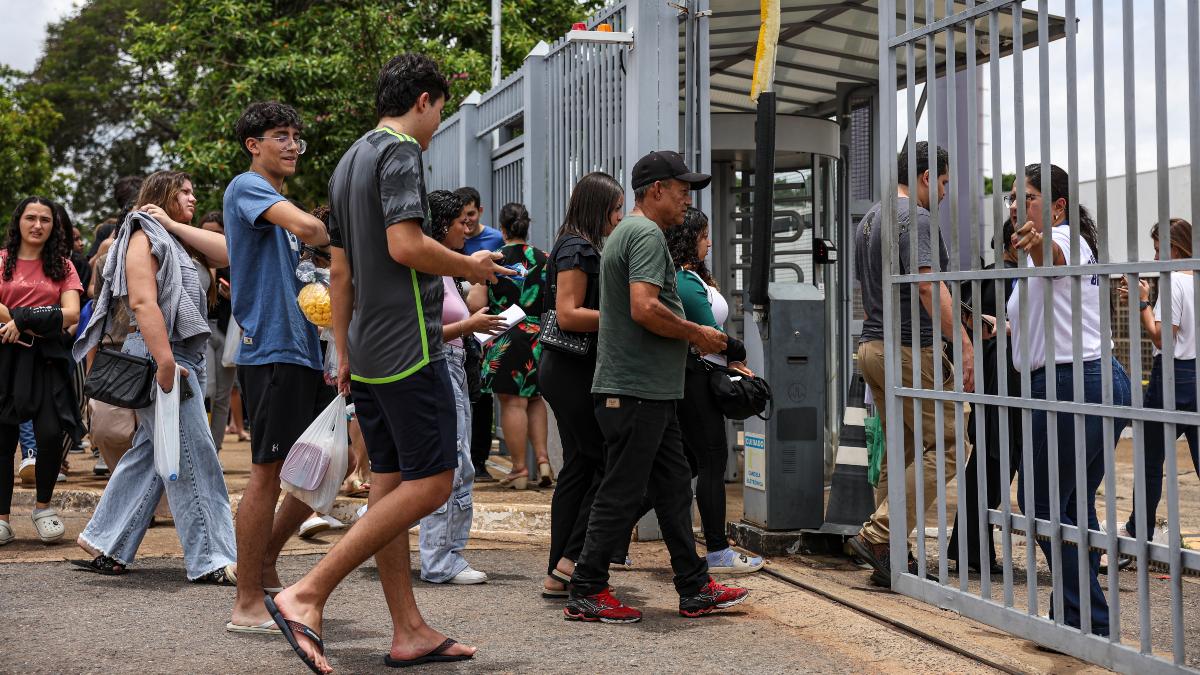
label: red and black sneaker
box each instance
[564,588,643,624]
[679,578,749,617]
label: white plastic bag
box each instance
[153,366,181,483]
[281,397,348,514]
[222,316,242,368]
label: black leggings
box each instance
[1,419,65,515]
[470,392,494,470]
[541,351,604,575]
[678,364,731,552]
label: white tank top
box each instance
[686,269,730,366]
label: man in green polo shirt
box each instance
[565,150,750,624]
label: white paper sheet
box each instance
[473,304,526,345]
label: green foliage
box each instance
[984,172,1017,196]
[0,68,64,234]
[123,0,601,216]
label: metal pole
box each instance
[492,0,502,88]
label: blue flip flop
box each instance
[383,638,473,668]
[264,595,325,674]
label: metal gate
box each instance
[877,1,1199,671]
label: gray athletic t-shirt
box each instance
[327,127,444,382]
[855,197,949,348]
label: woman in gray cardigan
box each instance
[71,170,238,585]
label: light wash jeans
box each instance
[419,345,475,582]
[80,332,237,579]
[204,322,237,453]
[18,420,36,461]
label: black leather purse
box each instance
[705,361,772,421]
[83,302,156,409]
[537,245,593,357]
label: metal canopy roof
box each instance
[697,1,1068,116]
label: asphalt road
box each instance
[1,544,996,674]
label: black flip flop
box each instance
[264,595,325,675]
[70,556,126,575]
[383,638,473,668]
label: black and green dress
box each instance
[481,243,548,397]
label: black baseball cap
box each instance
[631,150,711,191]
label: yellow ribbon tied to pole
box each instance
[750,0,781,101]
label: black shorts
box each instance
[238,362,336,465]
[350,360,457,478]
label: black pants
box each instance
[948,413,1020,567]
[678,363,730,552]
[541,351,604,575]
[571,396,707,598]
[470,392,494,471]
[1,416,65,514]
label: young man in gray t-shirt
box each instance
[848,141,976,588]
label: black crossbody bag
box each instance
[83,301,156,409]
[537,239,593,357]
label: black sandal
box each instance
[70,555,127,576]
[265,595,325,675]
[383,638,473,668]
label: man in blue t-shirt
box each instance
[222,101,334,634]
[453,186,503,479]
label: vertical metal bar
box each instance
[1036,0,1064,630]
[988,6,1013,609]
[1092,0,1120,641]
[942,0,962,591]
[1060,0,1091,637]
[1192,0,1200,518]
[1153,0,1184,663]
[907,0,926,581]
[920,0,940,584]
[878,0,908,592]
[1122,0,1151,654]
[1011,1,1037,619]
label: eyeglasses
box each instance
[1003,193,1037,209]
[254,135,307,155]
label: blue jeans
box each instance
[1126,356,1200,537]
[1018,357,1131,636]
[18,420,36,460]
[419,345,475,582]
[80,333,237,579]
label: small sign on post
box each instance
[744,431,766,491]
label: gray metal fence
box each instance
[877,1,1199,671]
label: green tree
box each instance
[0,67,63,234]
[22,0,599,220]
[983,172,1017,196]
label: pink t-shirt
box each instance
[0,252,84,309]
[442,276,469,347]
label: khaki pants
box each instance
[857,340,968,545]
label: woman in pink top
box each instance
[414,190,504,584]
[0,196,84,546]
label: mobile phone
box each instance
[1,323,35,347]
[179,374,194,401]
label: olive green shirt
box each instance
[591,215,688,400]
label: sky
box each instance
[0,0,1190,185]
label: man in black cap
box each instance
[564,150,749,623]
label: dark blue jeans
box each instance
[1018,357,1131,636]
[1126,356,1200,537]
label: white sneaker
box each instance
[707,548,765,575]
[18,457,35,485]
[447,567,488,585]
[94,455,109,476]
[352,504,369,523]
[56,472,67,483]
[320,514,345,530]
[0,521,13,546]
[298,515,331,539]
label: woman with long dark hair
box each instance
[0,196,83,545]
[1007,162,1131,636]
[540,172,624,596]
[469,202,551,489]
[72,170,237,583]
[665,208,763,574]
[1117,218,1200,541]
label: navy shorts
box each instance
[238,362,335,465]
[350,360,457,478]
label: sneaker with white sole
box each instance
[0,521,13,546]
[352,503,369,523]
[298,515,332,539]
[18,457,35,485]
[94,455,109,477]
[320,514,345,530]
[447,567,488,585]
[706,548,764,574]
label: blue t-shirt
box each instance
[222,171,322,370]
[461,225,505,255]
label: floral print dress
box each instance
[480,243,548,397]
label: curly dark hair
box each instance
[377,53,450,119]
[428,190,466,243]
[3,196,72,283]
[234,101,303,158]
[666,207,714,286]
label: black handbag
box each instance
[537,242,593,357]
[82,301,156,409]
[705,361,772,421]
